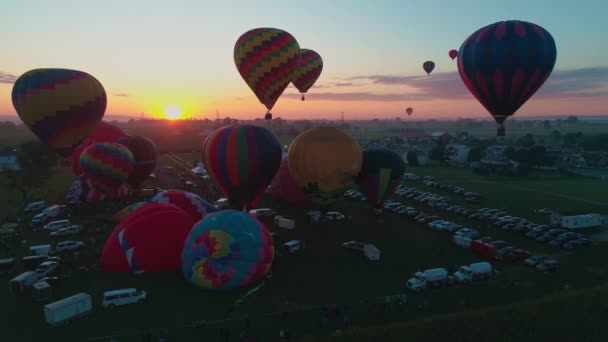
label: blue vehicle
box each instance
[548,238,568,248]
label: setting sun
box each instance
[164,105,182,120]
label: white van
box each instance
[24,201,48,214]
[43,220,71,232]
[282,240,303,254]
[249,208,276,217]
[274,216,295,230]
[102,288,147,308]
[30,245,52,256]
[42,205,66,218]
[214,198,230,210]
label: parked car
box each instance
[524,255,546,267]
[249,208,277,217]
[495,247,514,260]
[24,201,48,214]
[342,241,365,251]
[574,238,592,246]
[35,261,59,277]
[536,259,560,272]
[562,240,584,251]
[43,220,71,232]
[536,234,554,243]
[50,225,85,237]
[102,288,147,308]
[489,240,507,249]
[505,249,532,262]
[526,229,545,239]
[478,236,494,243]
[548,238,569,248]
[55,241,85,253]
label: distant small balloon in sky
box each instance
[423,61,435,75]
[449,49,458,60]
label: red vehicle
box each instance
[505,249,532,262]
[471,240,498,260]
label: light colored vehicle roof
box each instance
[103,288,138,296]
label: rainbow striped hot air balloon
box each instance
[292,49,323,101]
[234,28,301,120]
[11,69,107,157]
[80,142,135,195]
[182,210,274,291]
[202,125,282,211]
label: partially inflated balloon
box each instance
[182,210,274,291]
[356,149,405,208]
[234,28,301,116]
[80,142,135,195]
[67,175,127,203]
[423,61,435,75]
[117,136,158,188]
[288,127,362,208]
[449,49,458,60]
[203,125,282,211]
[292,49,323,101]
[270,158,313,207]
[11,69,107,157]
[109,202,146,223]
[458,20,556,136]
[150,190,217,221]
[406,107,413,116]
[71,122,127,176]
[101,203,196,273]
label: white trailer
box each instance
[45,293,92,326]
[9,271,40,293]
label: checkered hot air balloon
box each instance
[234,28,301,120]
[11,69,107,157]
[79,142,135,196]
[457,20,557,136]
[150,190,217,221]
[292,49,323,101]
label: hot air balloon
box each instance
[71,122,127,176]
[288,127,362,209]
[101,203,196,273]
[202,125,282,211]
[234,28,301,120]
[449,49,458,60]
[458,20,556,136]
[182,210,274,291]
[109,202,146,223]
[67,175,128,203]
[150,190,217,221]
[116,136,158,189]
[11,69,107,157]
[356,149,405,209]
[270,158,313,207]
[80,142,135,195]
[292,49,323,101]
[406,107,413,116]
[423,61,435,75]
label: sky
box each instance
[1,0,607,120]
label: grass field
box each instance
[1,161,607,341]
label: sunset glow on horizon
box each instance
[1,1,607,121]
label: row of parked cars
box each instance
[344,189,367,201]
[421,179,481,204]
[469,208,591,251]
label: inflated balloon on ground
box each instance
[356,149,405,208]
[67,175,127,203]
[270,158,313,207]
[150,190,217,221]
[79,142,135,195]
[117,136,158,188]
[182,210,274,291]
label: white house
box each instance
[550,213,604,229]
[446,144,471,166]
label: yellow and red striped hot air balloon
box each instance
[234,28,301,120]
[292,49,323,101]
[11,69,107,157]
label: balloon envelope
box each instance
[109,202,146,223]
[182,210,274,291]
[234,28,300,111]
[117,136,158,188]
[101,203,196,273]
[71,122,127,176]
[457,20,556,136]
[67,175,127,203]
[423,61,435,75]
[80,142,135,195]
[11,69,107,157]
[449,49,458,60]
[356,149,405,208]
[202,125,282,211]
[292,49,323,96]
[150,190,217,221]
[288,127,362,207]
[270,158,313,207]
[406,107,413,116]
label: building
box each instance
[430,132,451,144]
[0,155,21,171]
[400,132,431,144]
[550,213,604,229]
[485,145,509,157]
[446,144,471,166]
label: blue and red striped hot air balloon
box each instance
[458,20,557,136]
[80,142,135,196]
[11,69,107,157]
[202,125,282,211]
[356,149,405,209]
[234,28,301,120]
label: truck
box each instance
[274,216,295,230]
[453,262,493,283]
[44,293,92,326]
[471,240,498,260]
[452,234,472,248]
[406,268,449,292]
[9,271,40,293]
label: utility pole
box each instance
[341,112,345,123]
[216,109,220,121]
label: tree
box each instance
[467,147,484,162]
[429,144,447,164]
[128,119,136,125]
[551,130,562,142]
[222,117,232,125]
[517,134,535,147]
[566,116,579,125]
[543,120,551,129]
[563,132,583,146]
[406,151,419,166]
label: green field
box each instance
[1,161,607,341]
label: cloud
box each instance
[284,92,417,102]
[0,72,17,84]
[312,82,365,89]
[113,93,129,97]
